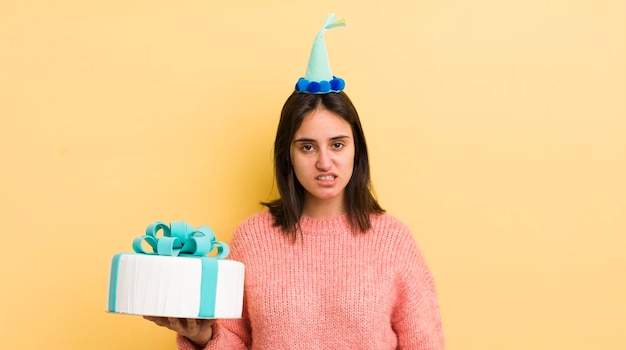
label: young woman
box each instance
[145,91,445,349]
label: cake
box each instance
[107,221,244,319]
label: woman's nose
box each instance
[316,149,331,170]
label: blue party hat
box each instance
[295,14,346,94]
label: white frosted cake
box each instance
[107,221,244,319]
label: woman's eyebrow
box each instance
[293,137,316,143]
[293,135,351,143]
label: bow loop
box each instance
[132,221,230,258]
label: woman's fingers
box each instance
[144,316,215,347]
[143,316,172,328]
[143,316,213,334]
[185,318,200,333]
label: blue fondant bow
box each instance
[132,221,229,258]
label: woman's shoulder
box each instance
[229,210,280,259]
[369,213,429,269]
[232,209,275,237]
[369,212,420,248]
[370,212,412,233]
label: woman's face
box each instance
[290,108,355,215]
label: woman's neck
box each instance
[302,194,345,219]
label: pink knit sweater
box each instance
[177,211,445,349]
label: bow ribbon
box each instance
[132,221,229,258]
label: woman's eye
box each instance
[301,145,314,151]
[332,142,344,149]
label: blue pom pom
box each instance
[296,78,309,92]
[330,77,345,91]
[319,81,331,92]
[307,82,321,93]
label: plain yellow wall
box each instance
[1,1,624,349]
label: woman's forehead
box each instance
[293,112,352,142]
[296,109,351,134]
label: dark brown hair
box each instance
[261,91,384,240]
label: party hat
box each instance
[295,14,346,94]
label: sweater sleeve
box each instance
[175,319,249,350]
[391,227,445,350]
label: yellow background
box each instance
[1,0,624,349]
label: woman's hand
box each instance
[144,316,215,348]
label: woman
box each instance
[146,14,444,349]
[145,91,445,349]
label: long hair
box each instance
[261,91,384,240]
